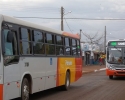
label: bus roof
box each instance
[62,32,80,39]
[107,39,125,45]
[0,14,62,34]
[0,14,80,39]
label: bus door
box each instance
[2,29,20,99]
[122,48,125,65]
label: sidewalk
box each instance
[82,65,106,74]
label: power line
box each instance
[1,8,60,13]
[14,17,125,20]
[64,17,73,33]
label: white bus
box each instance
[106,39,125,79]
[0,14,83,100]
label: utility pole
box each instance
[61,6,64,31]
[104,26,106,53]
[80,29,82,39]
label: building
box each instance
[81,42,101,66]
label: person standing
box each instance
[99,56,103,66]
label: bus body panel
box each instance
[0,84,3,100]
[32,77,46,93]
[4,81,20,100]
[44,57,57,90]
[20,57,46,93]
[106,69,115,75]
[4,63,20,83]
[0,15,4,100]
[75,58,82,81]
[3,59,21,99]
[57,57,75,86]
[56,57,82,86]
[2,56,83,100]
[0,15,4,84]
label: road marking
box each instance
[99,68,106,71]
[83,68,106,73]
[94,68,106,72]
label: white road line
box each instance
[94,68,106,72]
[99,68,106,71]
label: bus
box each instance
[106,39,125,79]
[0,14,82,100]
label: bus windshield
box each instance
[107,47,122,64]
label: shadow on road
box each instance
[13,87,65,100]
[112,76,125,80]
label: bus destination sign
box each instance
[110,41,125,46]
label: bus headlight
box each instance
[107,65,115,70]
[109,65,115,70]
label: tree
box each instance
[81,31,103,45]
[81,31,104,52]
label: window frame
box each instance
[45,32,56,56]
[32,30,45,55]
[55,35,64,56]
[64,37,72,56]
[19,27,32,55]
[2,23,20,66]
[71,39,77,56]
[2,22,81,57]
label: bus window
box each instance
[20,28,32,55]
[49,45,55,55]
[33,43,45,54]
[4,29,18,55]
[72,39,77,55]
[65,37,71,55]
[77,40,81,56]
[65,47,71,55]
[3,29,19,65]
[65,37,70,46]
[46,33,54,44]
[33,30,43,42]
[45,33,55,55]
[107,48,122,63]
[56,35,64,55]
[33,30,45,54]
[56,35,63,45]
[56,46,64,55]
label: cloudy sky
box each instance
[0,0,125,43]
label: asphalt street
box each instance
[14,71,125,100]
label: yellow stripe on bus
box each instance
[57,58,76,86]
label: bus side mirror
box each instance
[7,31,14,42]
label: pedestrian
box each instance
[99,57,103,66]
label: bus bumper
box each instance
[106,69,125,76]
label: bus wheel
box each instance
[21,78,30,100]
[62,71,70,91]
[109,75,113,79]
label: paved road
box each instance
[14,71,125,100]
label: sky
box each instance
[0,0,125,43]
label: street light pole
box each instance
[61,6,64,31]
[80,29,82,39]
[104,26,106,53]
[61,6,72,31]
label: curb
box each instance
[82,68,106,74]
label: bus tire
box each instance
[109,75,113,79]
[62,71,70,91]
[21,78,30,100]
